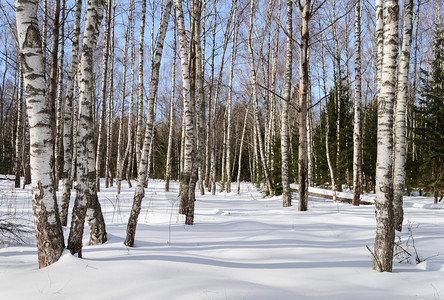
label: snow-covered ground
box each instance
[0,178,443,299]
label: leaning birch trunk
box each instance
[247,0,273,196]
[105,4,115,188]
[165,14,177,192]
[67,0,107,258]
[393,0,413,231]
[373,0,399,273]
[15,0,65,268]
[135,0,147,167]
[297,0,310,211]
[352,0,362,206]
[95,0,112,192]
[60,0,82,226]
[14,69,24,189]
[281,0,292,207]
[116,0,133,194]
[225,9,237,194]
[22,107,31,187]
[124,0,172,247]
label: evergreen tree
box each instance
[412,28,444,203]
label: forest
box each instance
[0,0,443,279]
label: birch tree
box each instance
[95,0,112,192]
[281,0,292,207]
[165,14,176,192]
[15,0,65,267]
[225,8,237,194]
[68,0,107,257]
[373,0,399,273]
[296,0,311,211]
[14,69,23,189]
[393,0,413,231]
[352,0,362,206]
[60,0,82,227]
[105,1,115,188]
[135,0,147,167]
[124,0,172,246]
[248,0,273,196]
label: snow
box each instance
[1,178,443,299]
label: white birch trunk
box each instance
[297,0,310,211]
[393,0,413,231]
[116,0,133,194]
[95,0,112,192]
[54,0,65,191]
[165,14,177,192]
[105,2,115,188]
[281,0,292,207]
[210,0,236,195]
[248,0,273,196]
[352,0,362,206]
[175,0,195,223]
[373,0,399,273]
[237,104,249,194]
[124,0,172,246]
[126,0,136,187]
[225,9,237,194]
[135,0,147,168]
[60,0,82,226]
[15,0,65,268]
[67,0,107,257]
[14,69,24,189]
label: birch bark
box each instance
[281,0,292,207]
[95,0,112,192]
[352,0,362,206]
[165,14,176,192]
[15,0,65,267]
[67,0,107,257]
[296,0,310,211]
[373,0,399,273]
[393,0,413,231]
[124,0,172,246]
[60,0,82,226]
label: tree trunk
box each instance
[135,0,147,168]
[210,0,236,195]
[95,0,112,192]
[176,0,196,223]
[393,0,413,231]
[352,0,362,206]
[297,0,310,211]
[54,0,65,191]
[116,0,133,194]
[373,0,399,273]
[60,0,82,227]
[14,69,24,189]
[248,0,273,196]
[126,0,136,188]
[124,0,172,246]
[194,0,206,198]
[15,0,65,268]
[226,8,237,194]
[68,0,107,258]
[165,14,177,192]
[281,0,292,207]
[237,104,249,194]
[105,1,115,189]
